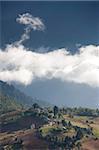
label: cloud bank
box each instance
[0,13,99,87]
[0,44,99,87]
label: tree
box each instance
[53,106,59,117]
[12,138,23,150]
[64,136,73,150]
[32,103,39,109]
[76,129,83,140]
[68,121,72,127]
[62,119,67,126]
[76,141,82,150]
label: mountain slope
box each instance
[0,81,51,107]
[0,93,22,114]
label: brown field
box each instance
[0,111,99,150]
[0,111,49,149]
[82,138,99,150]
[0,129,49,150]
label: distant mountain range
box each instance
[0,81,51,111]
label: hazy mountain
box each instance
[0,81,51,108]
[16,79,99,108]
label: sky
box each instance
[0,1,99,108]
[1,1,99,49]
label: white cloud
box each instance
[16,13,45,31]
[0,44,99,87]
[15,13,45,45]
[0,13,99,87]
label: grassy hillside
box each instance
[0,80,51,107]
[0,93,23,114]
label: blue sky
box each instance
[1,1,99,50]
[0,1,99,108]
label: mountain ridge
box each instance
[0,80,51,108]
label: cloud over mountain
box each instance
[0,44,99,87]
[0,13,99,87]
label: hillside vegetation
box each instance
[0,80,51,107]
[0,93,22,114]
[0,104,99,150]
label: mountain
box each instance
[0,93,22,114]
[0,80,51,108]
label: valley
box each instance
[0,104,99,150]
[0,81,99,150]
